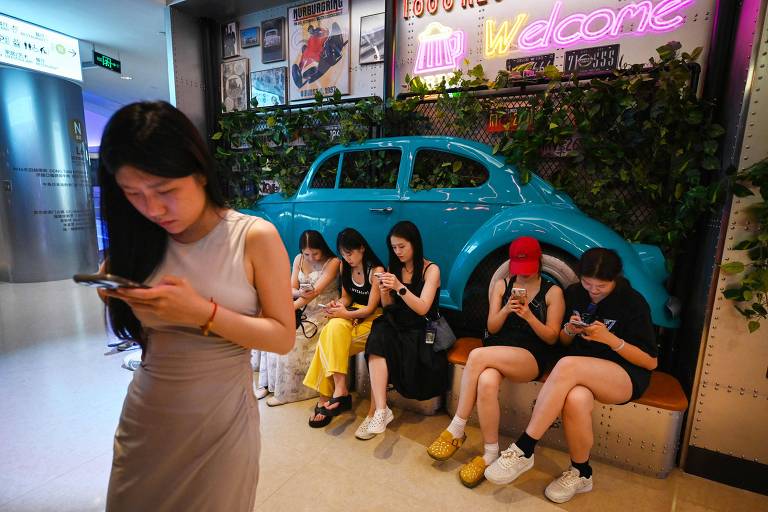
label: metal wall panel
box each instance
[395,0,718,93]
[168,7,208,138]
[230,0,385,101]
[0,66,98,282]
[687,0,768,465]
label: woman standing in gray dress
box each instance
[97,101,294,511]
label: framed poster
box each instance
[250,67,288,107]
[221,57,249,113]
[261,17,286,64]
[359,13,385,65]
[241,26,260,48]
[288,0,350,101]
[222,21,240,59]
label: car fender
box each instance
[445,204,678,328]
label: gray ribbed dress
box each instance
[106,210,262,511]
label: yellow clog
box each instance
[426,430,466,461]
[459,456,488,488]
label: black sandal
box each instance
[323,395,352,416]
[308,403,333,428]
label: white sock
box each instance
[446,415,467,439]
[483,442,500,465]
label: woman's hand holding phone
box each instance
[508,297,533,321]
[105,275,212,327]
[567,313,588,334]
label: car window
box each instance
[410,149,489,189]
[309,155,339,189]
[340,149,399,189]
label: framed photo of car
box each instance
[221,57,249,113]
[222,21,240,59]
[250,67,287,107]
[261,17,286,64]
[241,26,260,48]
[359,13,384,65]
[288,0,350,102]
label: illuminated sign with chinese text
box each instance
[413,22,466,75]
[0,13,81,81]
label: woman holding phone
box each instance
[355,221,448,440]
[483,248,658,504]
[258,230,339,406]
[303,228,384,427]
[98,101,294,511]
[426,236,565,487]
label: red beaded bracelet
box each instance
[200,298,218,336]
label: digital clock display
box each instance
[93,51,121,73]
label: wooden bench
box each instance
[447,337,689,478]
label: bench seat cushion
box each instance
[447,337,688,412]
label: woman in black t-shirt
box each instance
[483,248,658,504]
[426,237,565,488]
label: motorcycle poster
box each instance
[288,0,350,102]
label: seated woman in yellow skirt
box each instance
[304,228,384,428]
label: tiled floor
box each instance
[1,280,766,511]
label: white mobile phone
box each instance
[570,320,591,327]
[373,272,385,278]
[511,287,527,300]
[316,303,328,308]
[299,283,314,291]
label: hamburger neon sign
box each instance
[405,0,695,53]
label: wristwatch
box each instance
[398,286,407,296]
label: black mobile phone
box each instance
[73,273,150,290]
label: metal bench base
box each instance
[446,363,684,478]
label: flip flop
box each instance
[323,394,352,417]
[308,403,333,428]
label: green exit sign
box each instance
[93,51,121,74]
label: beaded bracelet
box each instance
[200,298,218,336]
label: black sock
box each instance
[571,459,592,479]
[515,432,538,458]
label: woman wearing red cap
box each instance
[426,236,565,487]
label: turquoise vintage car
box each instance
[243,136,678,328]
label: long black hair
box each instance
[336,228,383,278]
[299,230,335,259]
[99,101,226,345]
[387,221,425,283]
[577,248,623,281]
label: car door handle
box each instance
[369,207,393,214]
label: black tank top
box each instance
[496,277,554,341]
[341,263,372,306]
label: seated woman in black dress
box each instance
[483,248,658,504]
[426,236,565,487]
[355,220,448,440]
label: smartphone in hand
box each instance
[73,273,150,290]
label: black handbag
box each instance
[426,315,456,352]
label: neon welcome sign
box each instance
[414,22,467,75]
[515,0,694,51]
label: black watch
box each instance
[398,286,407,296]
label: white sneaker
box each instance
[254,387,269,400]
[365,408,394,435]
[484,443,534,485]
[544,467,593,503]
[355,416,375,440]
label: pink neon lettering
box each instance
[611,2,653,36]
[582,9,616,40]
[553,13,587,47]
[518,0,694,51]
[518,20,548,50]
[650,0,693,31]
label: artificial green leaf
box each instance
[748,321,760,333]
[731,182,754,197]
[720,262,745,274]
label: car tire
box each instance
[460,246,578,335]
